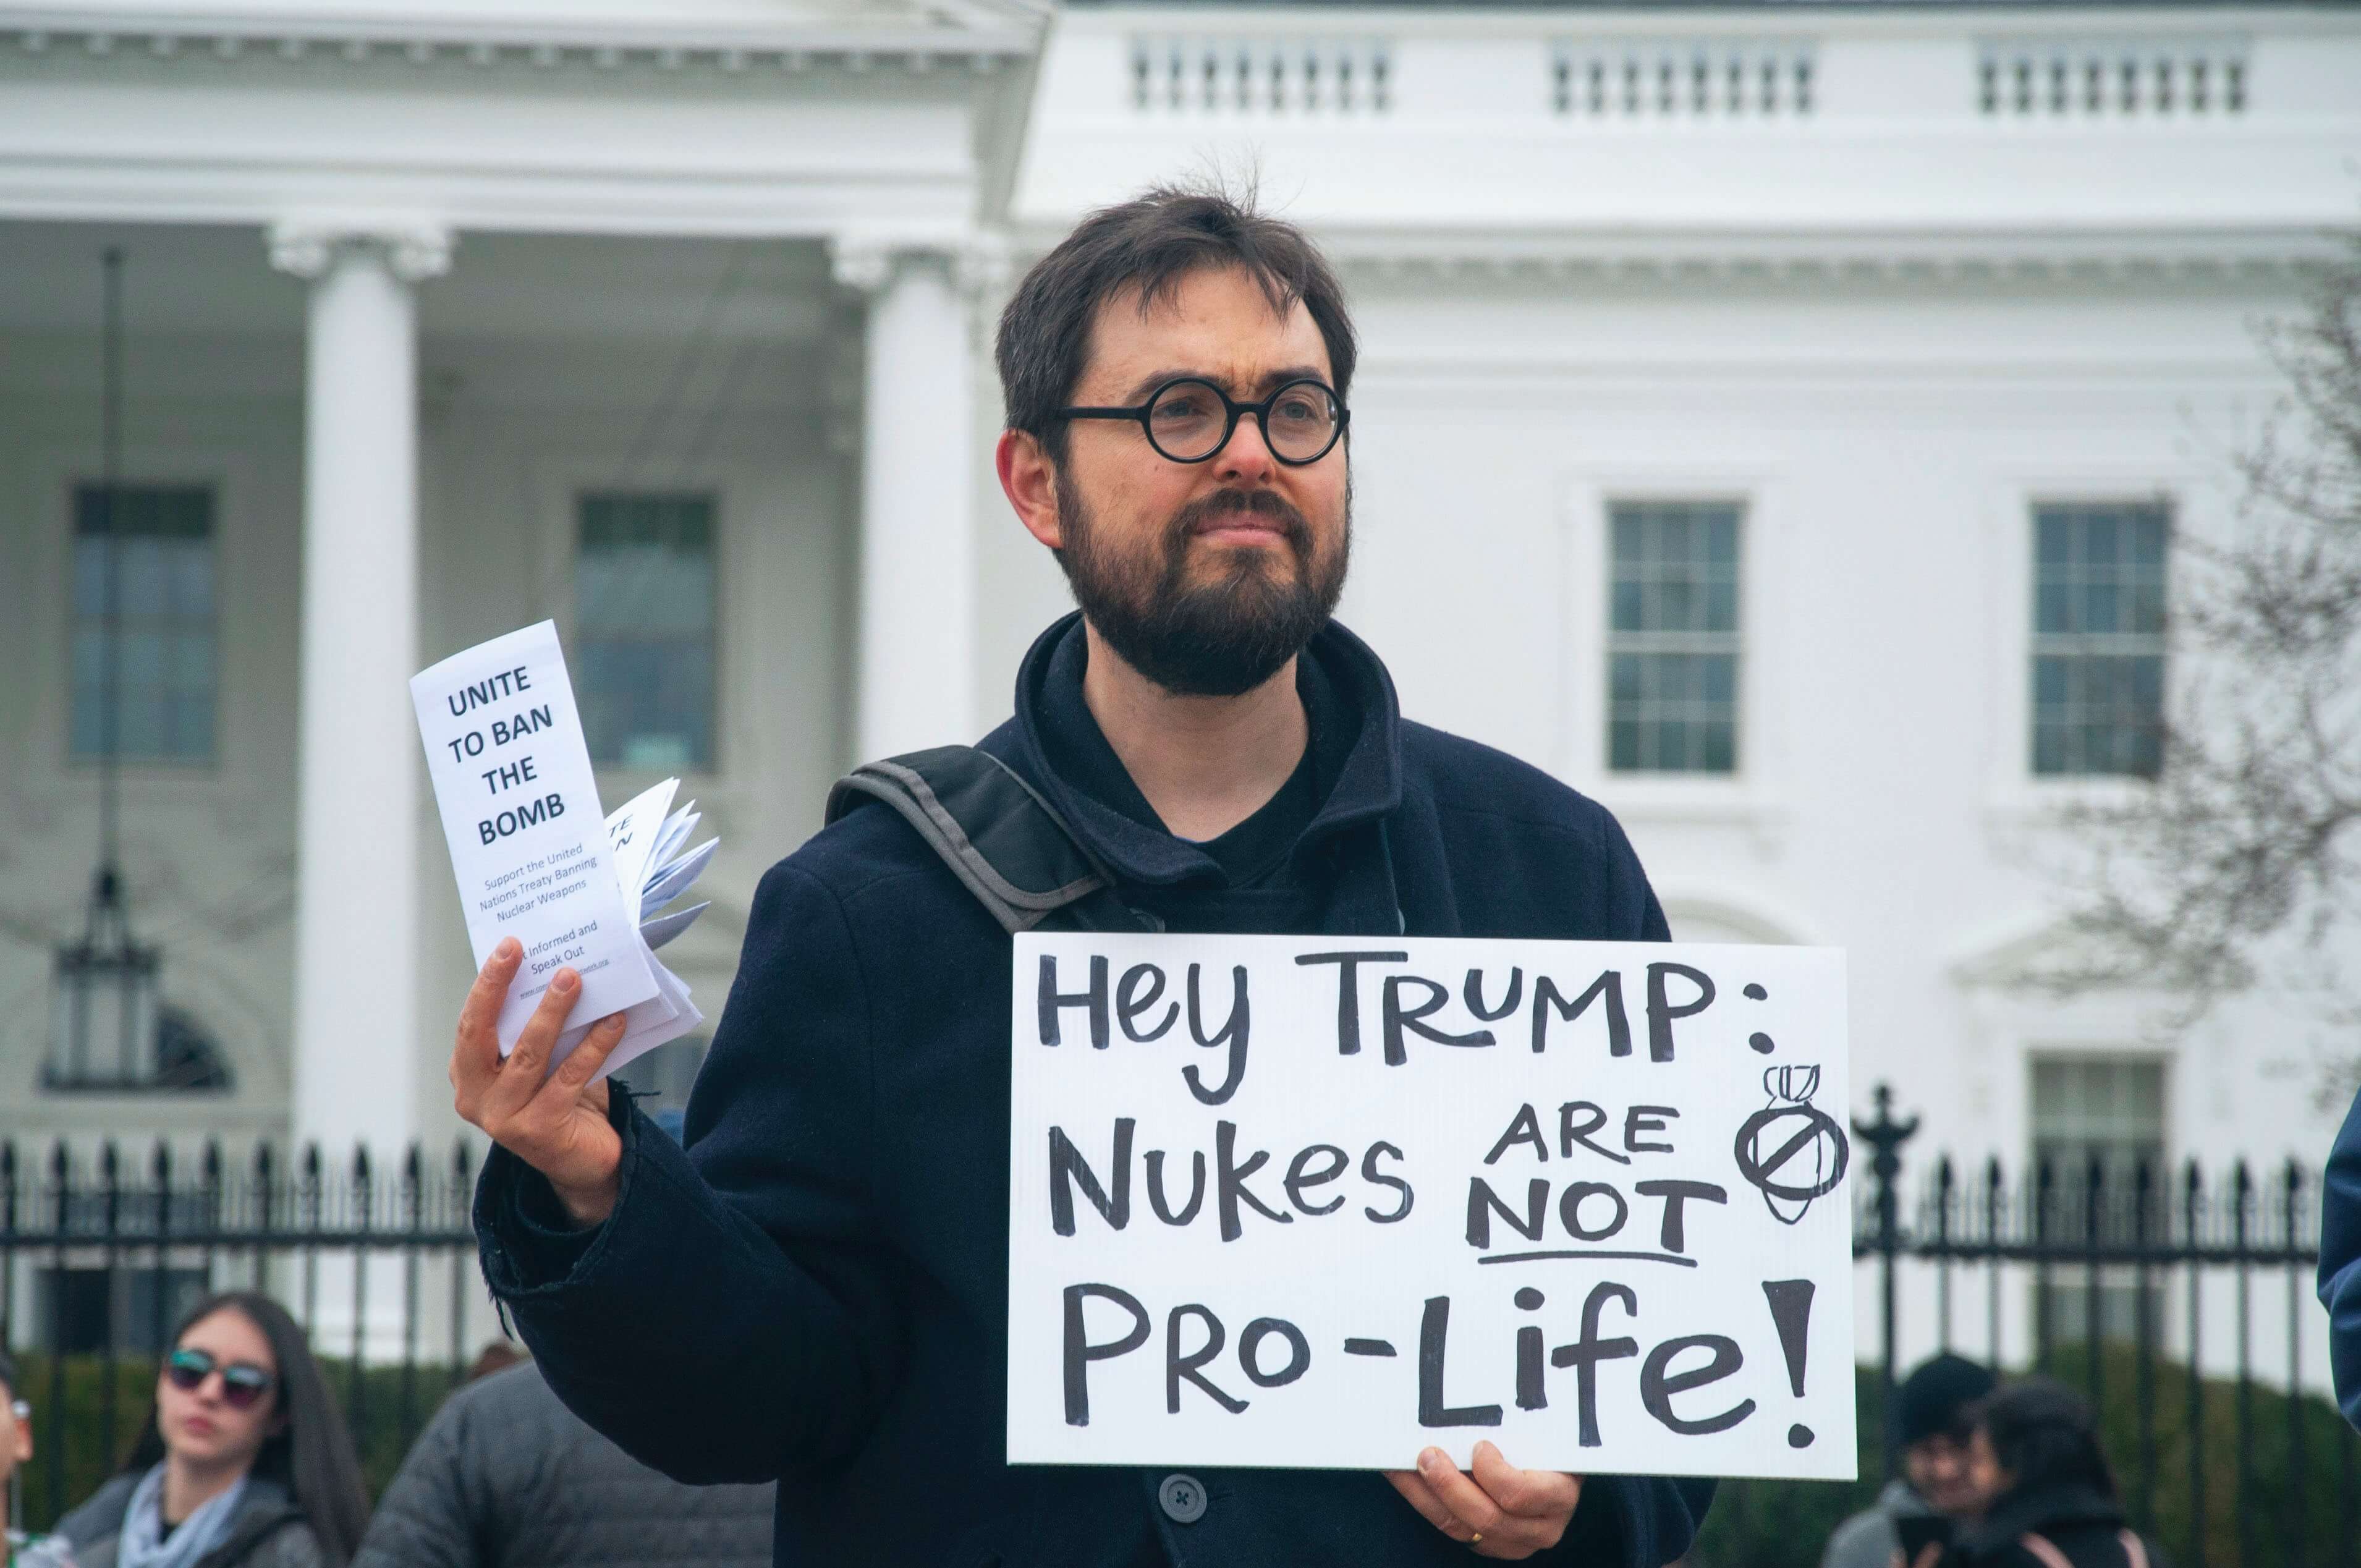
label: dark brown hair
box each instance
[996,179,1357,461]
[122,1292,371,1565]
[1967,1377,2119,1501]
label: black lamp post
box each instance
[46,246,163,1091]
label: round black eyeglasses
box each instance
[1055,376,1347,466]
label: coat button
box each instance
[1158,1472,1208,1524]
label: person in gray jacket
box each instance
[349,1360,769,1568]
[1821,1355,1998,1568]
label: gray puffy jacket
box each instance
[1823,1479,1938,1568]
[349,1363,771,1568]
[58,1475,324,1568]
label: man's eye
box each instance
[1154,396,1212,422]
[1275,396,1321,422]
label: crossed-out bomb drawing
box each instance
[1734,1064,1849,1226]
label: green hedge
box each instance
[6,1353,467,1533]
[12,1346,2352,1561]
[1689,1346,2355,1568]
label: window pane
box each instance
[121,629,165,690]
[578,493,718,771]
[2028,502,2167,778]
[2028,1054,2168,1343]
[69,486,218,763]
[118,692,167,757]
[1609,653,1642,702]
[1610,580,1643,632]
[171,542,214,617]
[1605,501,1743,774]
[1705,515,1737,566]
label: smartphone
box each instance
[1895,1517,1954,1564]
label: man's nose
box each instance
[1210,410,1280,484]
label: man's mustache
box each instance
[1168,488,1313,551]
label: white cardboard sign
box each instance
[410,622,656,1051]
[1006,934,1855,1479]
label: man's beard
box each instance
[1054,475,1350,698]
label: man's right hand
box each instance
[451,937,630,1228]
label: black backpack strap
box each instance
[826,746,1152,934]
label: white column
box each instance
[269,222,450,1168]
[831,237,985,760]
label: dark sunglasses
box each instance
[165,1347,275,1410]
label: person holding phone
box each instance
[56,1293,369,1568]
[1821,1354,1994,1568]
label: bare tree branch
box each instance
[2046,239,2361,1100]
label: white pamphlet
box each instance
[549,778,718,1079]
[412,622,658,1053]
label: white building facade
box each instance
[3,0,2358,1377]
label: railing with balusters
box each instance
[0,1135,483,1527]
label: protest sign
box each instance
[411,622,658,1054]
[1006,934,1854,1479]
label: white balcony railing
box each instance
[1551,38,1816,121]
[1977,36,2249,119]
[1129,35,1391,117]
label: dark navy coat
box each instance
[2324,1082,2361,1430]
[475,616,1716,1567]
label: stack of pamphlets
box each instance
[410,620,715,1081]
[554,778,716,1074]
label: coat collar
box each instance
[1006,611,1404,891]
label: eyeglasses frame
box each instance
[1053,375,1349,467]
[164,1347,276,1409]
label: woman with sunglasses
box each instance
[56,1294,368,1568]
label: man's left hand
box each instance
[1385,1441,1583,1558]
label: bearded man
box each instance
[451,185,1714,1567]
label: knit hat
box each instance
[1897,1352,1996,1446]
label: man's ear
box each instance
[996,428,1064,553]
[8,1415,31,1467]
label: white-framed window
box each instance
[2029,1054,2167,1345]
[2030,501,2166,778]
[575,492,718,772]
[1606,499,1742,774]
[69,483,217,764]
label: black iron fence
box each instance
[0,1136,486,1527]
[1838,1085,2345,1568]
[0,1089,2347,1563]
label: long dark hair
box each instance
[1967,1377,2119,1501]
[122,1292,370,1564]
